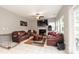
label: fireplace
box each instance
[39,29,46,35]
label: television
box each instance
[37,19,48,27]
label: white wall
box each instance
[56,5,75,53]
[29,17,38,30]
[0,6,56,34]
[0,7,30,34]
[28,17,56,34]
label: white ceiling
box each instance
[0,5,62,18]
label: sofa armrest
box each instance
[20,36,34,44]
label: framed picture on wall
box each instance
[20,21,27,26]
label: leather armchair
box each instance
[32,31,45,44]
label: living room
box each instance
[0,5,78,54]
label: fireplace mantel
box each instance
[37,26,48,35]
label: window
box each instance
[74,9,79,38]
[49,22,55,31]
[56,16,64,33]
[56,21,58,31]
[56,20,60,32]
[60,16,64,33]
[73,6,79,50]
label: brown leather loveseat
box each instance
[47,32,64,46]
[12,31,29,43]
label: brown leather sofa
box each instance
[12,31,29,43]
[12,30,45,44]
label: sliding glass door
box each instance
[73,6,79,51]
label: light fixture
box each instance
[36,13,40,15]
[35,13,44,20]
[35,13,40,20]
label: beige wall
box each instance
[56,5,75,53]
[0,7,30,34]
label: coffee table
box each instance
[21,36,34,44]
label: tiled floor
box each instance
[0,43,65,54]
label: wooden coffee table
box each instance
[24,39,33,44]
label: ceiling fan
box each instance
[36,13,44,20]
